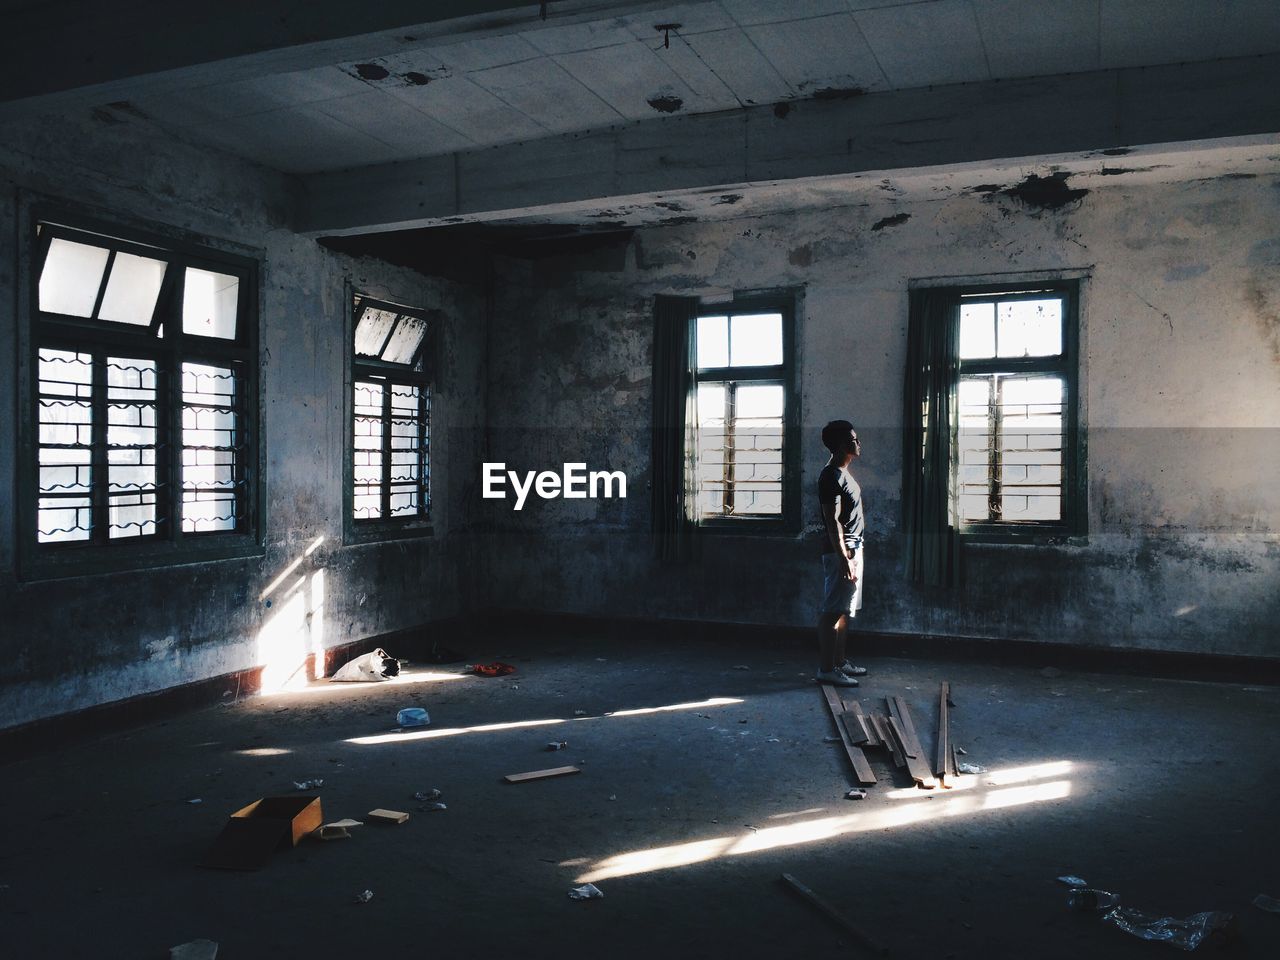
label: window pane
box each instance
[353,380,384,519]
[381,314,427,365]
[183,267,240,339]
[696,315,728,368]
[697,383,726,425]
[355,306,398,358]
[730,313,782,366]
[695,382,727,517]
[731,383,784,515]
[39,238,110,317]
[959,302,995,359]
[99,252,167,326]
[38,348,93,542]
[182,362,239,532]
[107,358,159,538]
[997,375,1063,522]
[997,298,1061,358]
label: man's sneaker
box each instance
[816,669,859,687]
[840,661,868,677]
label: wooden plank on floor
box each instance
[848,700,879,747]
[887,712,936,788]
[819,684,876,785]
[872,714,905,768]
[503,766,580,783]
[841,712,870,745]
[935,681,950,779]
[779,873,888,956]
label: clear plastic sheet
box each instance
[1102,907,1234,951]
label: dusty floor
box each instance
[3,632,1279,959]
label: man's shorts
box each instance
[820,547,864,617]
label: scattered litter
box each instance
[845,789,867,800]
[367,808,410,825]
[331,649,400,682]
[417,802,447,812]
[823,735,841,743]
[186,798,203,805]
[956,746,968,755]
[1105,907,1234,950]
[745,824,759,832]
[314,819,363,840]
[468,662,516,677]
[696,713,710,719]
[569,883,604,900]
[169,939,219,960]
[201,796,323,871]
[292,779,324,790]
[739,719,749,723]
[766,737,781,743]
[396,708,429,727]
[608,795,617,801]
[956,762,986,774]
[509,683,520,690]
[353,889,374,904]
[413,789,442,802]
[1253,894,1280,913]
[1069,888,1120,911]
[1057,876,1088,887]
[732,664,751,670]
[574,709,588,716]
[546,741,568,751]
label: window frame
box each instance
[690,292,801,536]
[343,286,434,545]
[16,201,263,580]
[949,278,1085,543]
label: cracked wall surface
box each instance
[0,113,486,729]
[481,167,1280,657]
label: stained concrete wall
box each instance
[482,165,1280,658]
[0,113,486,729]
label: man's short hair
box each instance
[822,420,855,455]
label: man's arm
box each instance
[821,499,858,582]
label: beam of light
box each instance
[348,716,567,746]
[881,760,1076,799]
[605,697,743,718]
[343,696,744,745]
[304,535,325,557]
[235,747,292,756]
[258,670,468,698]
[259,556,303,600]
[1174,604,1197,617]
[574,780,1074,883]
[767,808,828,820]
[309,569,326,679]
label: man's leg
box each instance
[817,612,846,672]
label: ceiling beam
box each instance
[299,54,1280,236]
[0,0,660,119]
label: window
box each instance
[20,214,259,576]
[953,281,1082,537]
[690,297,799,529]
[347,293,431,538]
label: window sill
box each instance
[344,519,434,546]
[19,535,264,582]
[960,525,1085,546]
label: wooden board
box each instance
[819,684,876,786]
[841,711,871,745]
[872,714,905,767]
[886,700,936,788]
[779,873,888,956]
[848,699,880,747]
[935,681,951,779]
[367,808,410,825]
[503,766,580,783]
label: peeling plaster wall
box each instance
[483,170,1280,658]
[0,114,486,729]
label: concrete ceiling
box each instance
[9,0,1280,176]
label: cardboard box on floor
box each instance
[201,796,323,871]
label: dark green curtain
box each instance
[651,295,700,563]
[902,288,963,586]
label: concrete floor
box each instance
[3,632,1279,959]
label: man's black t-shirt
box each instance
[817,463,864,553]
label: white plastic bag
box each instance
[330,648,397,682]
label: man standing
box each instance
[816,420,868,687]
